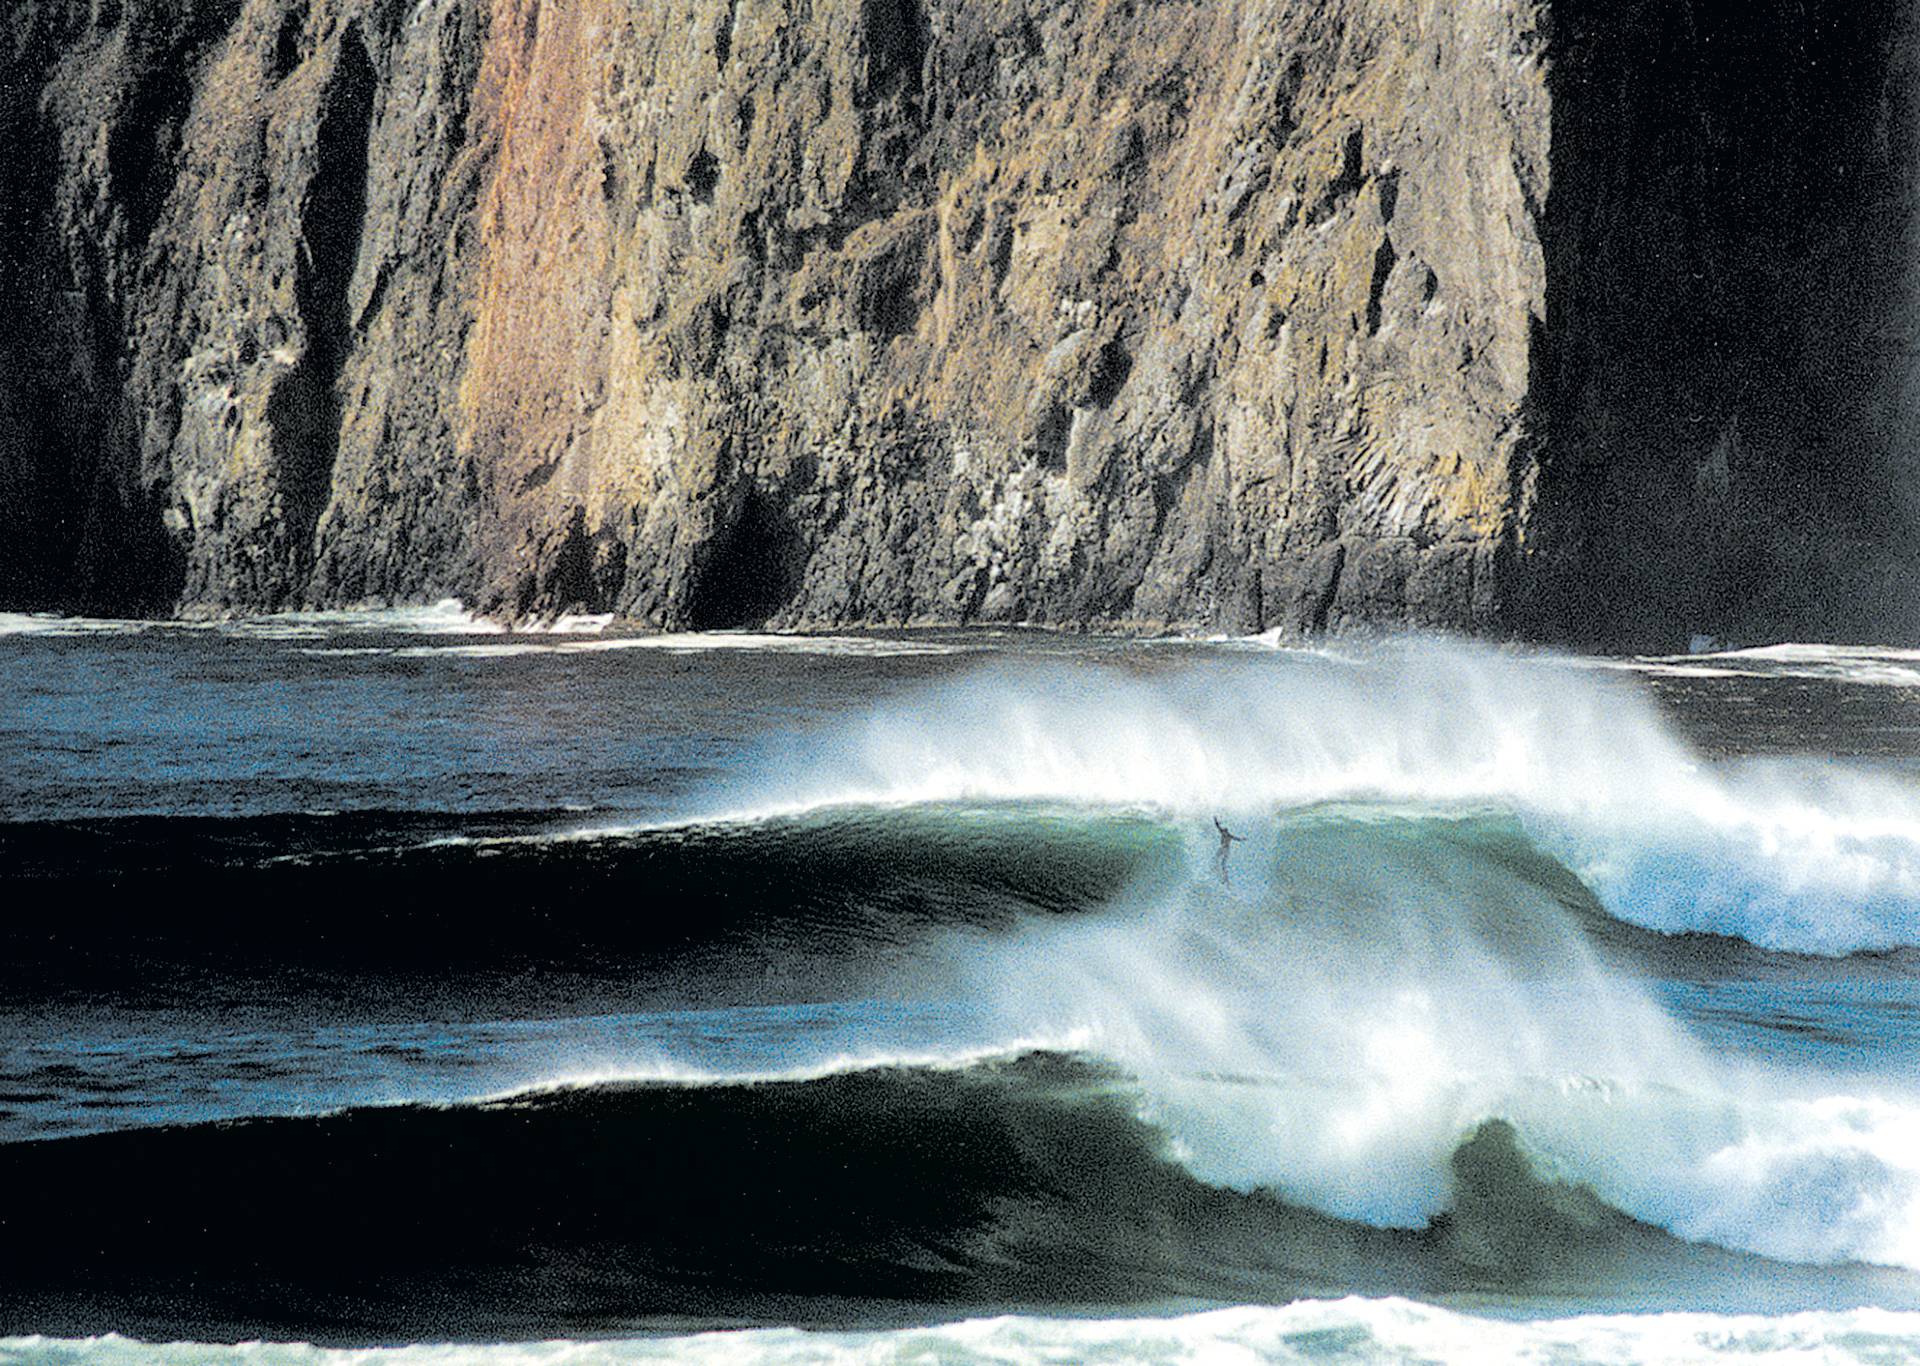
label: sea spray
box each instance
[630,641,1920,1264]
[698,640,1920,954]
[929,806,1920,1268]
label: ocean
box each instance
[2,607,1919,1363]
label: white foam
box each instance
[10,1301,1920,1364]
[514,612,616,634]
[1619,643,1920,689]
[1575,657,1752,680]
[390,642,550,659]
[0,600,506,641]
[685,641,1920,956]
[1712,644,1920,664]
[217,599,507,637]
[940,844,1920,1269]
[379,632,974,660]
[0,613,150,637]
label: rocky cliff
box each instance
[1,0,1913,645]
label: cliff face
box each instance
[0,0,1912,644]
[1534,0,1919,646]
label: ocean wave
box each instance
[921,829,1920,1274]
[5,1057,1909,1342]
[18,616,1920,959]
[11,1300,1920,1366]
[672,643,1920,956]
[9,796,1916,1282]
[0,1060,1912,1344]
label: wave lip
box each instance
[479,1035,1093,1104]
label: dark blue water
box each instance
[4,611,1920,1359]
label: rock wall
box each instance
[0,0,1912,645]
[1531,0,1919,646]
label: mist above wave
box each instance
[626,641,1920,1271]
[690,640,1920,956]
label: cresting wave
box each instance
[3,1056,1913,1343]
[933,831,1920,1273]
[673,642,1920,956]
[549,646,1920,1281]
[6,801,1918,1289]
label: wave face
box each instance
[5,1056,1910,1344]
[0,804,1174,1010]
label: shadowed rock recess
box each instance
[2,0,1915,645]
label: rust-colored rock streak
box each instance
[465,0,1554,632]
[462,0,622,612]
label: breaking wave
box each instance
[663,643,1920,956]
[3,1054,1914,1343]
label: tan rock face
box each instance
[523,0,1554,633]
[0,0,1911,643]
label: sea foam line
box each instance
[1594,642,1920,688]
[0,600,505,639]
[9,1300,1920,1364]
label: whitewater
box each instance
[3,617,1919,1362]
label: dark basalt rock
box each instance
[0,0,1915,648]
